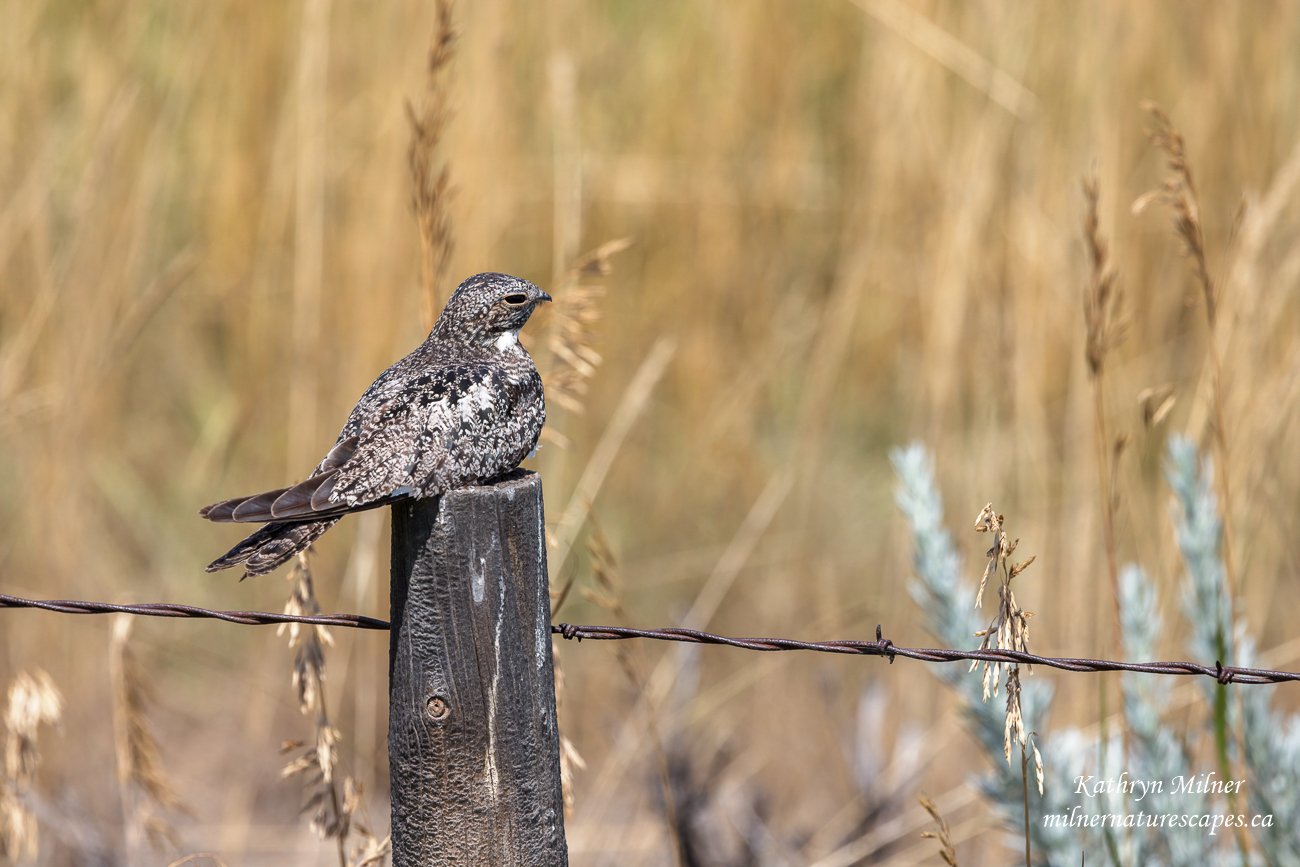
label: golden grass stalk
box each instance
[109,615,187,856]
[1,669,63,862]
[346,828,392,867]
[407,0,458,326]
[578,517,652,721]
[546,335,676,578]
[552,648,586,820]
[1082,169,1128,778]
[277,557,389,867]
[1136,103,1252,861]
[1134,102,1215,322]
[547,516,592,820]
[918,794,958,866]
[971,504,1035,758]
[539,237,630,817]
[548,44,581,289]
[1082,172,1125,382]
[279,554,348,862]
[579,466,793,849]
[1139,384,1177,431]
[279,554,335,719]
[577,518,636,704]
[580,516,628,621]
[1134,101,1238,604]
[846,0,1037,119]
[285,0,331,467]
[579,517,688,867]
[542,237,633,417]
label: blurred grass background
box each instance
[2,0,1298,863]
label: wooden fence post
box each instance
[388,470,568,866]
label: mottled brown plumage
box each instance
[201,272,550,577]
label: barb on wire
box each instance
[2,591,1297,686]
[552,623,1297,685]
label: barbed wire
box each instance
[551,623,1297,685]
[0,592,389,630]
[2,591,1295,685]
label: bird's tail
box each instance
[205,518,340,578]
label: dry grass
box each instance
[1081,168,1128,776]
[541,237,633,418]
[1135,100,1240,606]
[108,615,187,857]
[1,2,1299,863]
[971,504,1042,865]
[406,0,458,324]
[277,554,387,866]
[2,670,62,862]
[971,505,1038,779]
[918,793,959,867]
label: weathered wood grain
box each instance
[389,470,567,866]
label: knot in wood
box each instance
[425,694,450,721]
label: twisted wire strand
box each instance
[2,592,1294,685]
[0,592,389,630]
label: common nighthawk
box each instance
[201,272,550,577]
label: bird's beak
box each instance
[536,291,553,304]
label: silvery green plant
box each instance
[1117,564,1204,866]
[891,444,1080,863]
[1165,437,1233,701]
[891,439,1300,866]
[1166,437,1300,864]
[1237,632,1300,862]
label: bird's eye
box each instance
[503,293,529,306]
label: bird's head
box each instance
[433,272,552,348]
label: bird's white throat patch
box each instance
[494,330,519,351]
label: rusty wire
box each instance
[2,591,1296,685]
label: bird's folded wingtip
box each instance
[231,490,282,522]
[200,498,243,522]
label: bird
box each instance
[200,272,551,578]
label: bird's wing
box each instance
[200,364,528,524]
[329,364,521,506]
[198,436,379,523]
